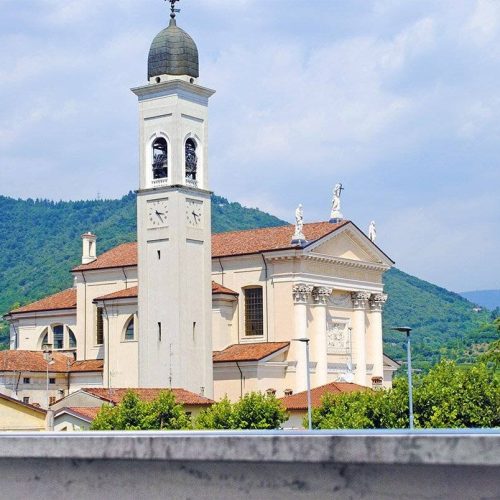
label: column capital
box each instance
[351,291,371,309]
[292,283,314,303]
[370,293,388,311]
[312,286,333,305]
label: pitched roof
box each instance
[213,342,290,363]
[81,388,214,406]
[95,282,238,303]
[9,288,77,315]
[69,360,104,372]
[72,221,349,272]
[73,242,137,272]
[211,282,238,295]
[211,221,348,258]
[279,381,368,410]
[57,406,101,422]
[95,286,138,302]
[0,351,103,373]
[0,392,47,414]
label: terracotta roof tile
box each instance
[73,242,137,272]
[0,351,103,373]
[211,281,238,295]
[0,351,72,373]
[82,388,214,406]
[95,283,236,303]
[62,407,101,421]
[72,221,349,272]
[9,288,77,315]
[69,360,104,372]
[279,382,368,410]
[212,221,348,258]
[95,286,138,302]
[213,342,289,363]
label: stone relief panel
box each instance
[326,318,350,354]
[328,292,352,308]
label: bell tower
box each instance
[132,4,215,397]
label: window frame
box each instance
[122,315,137,342]
[243,286,264,337]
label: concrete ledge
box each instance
[0,431,498,499]
[0,430,498,465]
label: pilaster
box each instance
[293,284,313,392]
[368,293,388,384]
[351,291,370,386]
[312,286,332,386]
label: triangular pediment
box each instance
[305,222,394,266]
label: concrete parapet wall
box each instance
[0,430,498,499]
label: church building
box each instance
[2,6,396,410]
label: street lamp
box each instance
[391,327,414,430]
[292,338,312,431]
[42,343,55,410]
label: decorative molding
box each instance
[351,291,371,309]
[312,286,333,305]
[292,284,314,303]
[370,293,388,312]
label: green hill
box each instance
[0,193,496,370]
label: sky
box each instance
[0,0,499,293]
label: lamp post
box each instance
[292,338,312,430]
[42,343,54,410]
[391,327,414,430]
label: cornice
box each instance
[131,79,215,104]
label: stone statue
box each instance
[291,203,306,246]
[368,220,376,242]
[329,183,344,223]
[295,204,304,234]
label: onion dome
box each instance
[148,18,199,79]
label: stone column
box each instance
[312,287,333,387]
[369,293,388,385]
[293,284,313,392]
[351,291,370,386]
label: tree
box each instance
[195,392,288,430]
[90,390,191,430]
[310,360,500,430]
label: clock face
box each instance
[186,199,203,227]
[148,199,169,228]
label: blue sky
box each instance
[0,0,499,293]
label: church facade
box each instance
[3,8,396,409]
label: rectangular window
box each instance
[23,397,30,404]
[49,396,56,405]
[49,378,56,385]
[245,287,264,336]
[96,307,104,345]
[53,325,64,350]
[23,377,30,384]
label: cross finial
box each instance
[167,0,181,20]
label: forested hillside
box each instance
[0,193,496,370]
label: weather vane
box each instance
[166,0,181,20]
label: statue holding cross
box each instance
[329,182,345,223]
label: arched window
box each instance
[152,137,168,179]
[185,138,198,181]
[244,287,264,336]
[124,316,135,341]
[40,329,49,348]
[68,328,77,349]
[53,324,64,350]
